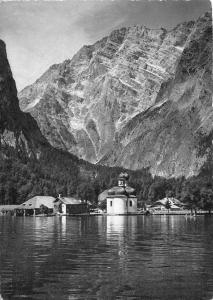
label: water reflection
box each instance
[107,215,125,235]
[106,215,137,239]
[0,215,213,299]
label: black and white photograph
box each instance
[0,0,212,298]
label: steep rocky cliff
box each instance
[0,39,48,159]
[0,39,98,203]
[19,12,212,178]
[0,39,91,176]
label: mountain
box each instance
[0,37,154,206]
[0,35,212,208]
[19,12,213,178]
[0,38,97,204]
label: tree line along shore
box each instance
[0,145,212,214]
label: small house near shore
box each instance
[106,172,137,214]
[151,197,185,211]
[54,196,89,215]
[16,196,55,216]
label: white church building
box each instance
[106,172,137,215]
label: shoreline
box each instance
[0,212,211,217]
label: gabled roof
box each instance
[152,197,184,207]
[57,197,83,205]
[19,196,55,209]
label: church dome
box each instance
[107,172,136,197]
[118,172,129,181]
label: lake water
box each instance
[0,215,213,300]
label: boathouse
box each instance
[54,196,89,215]
[106,172,137,214]
[17,196,55,216]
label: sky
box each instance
[0,0,211,91]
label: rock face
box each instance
[19,12,213,178]
[0,39,48,158]
[0,38,96,185]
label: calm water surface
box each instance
[0,215,213,299]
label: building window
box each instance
[129,200,132,207]
[110,201,112,207]
[118,180,124,186]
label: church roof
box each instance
[108,185,136,196]
[118,172,129,181]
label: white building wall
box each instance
[107,197,127,214]
[62,203,66,214]
[127,197,137,213]
[107,197,137,214]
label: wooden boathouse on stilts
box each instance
[16,196,55,216]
